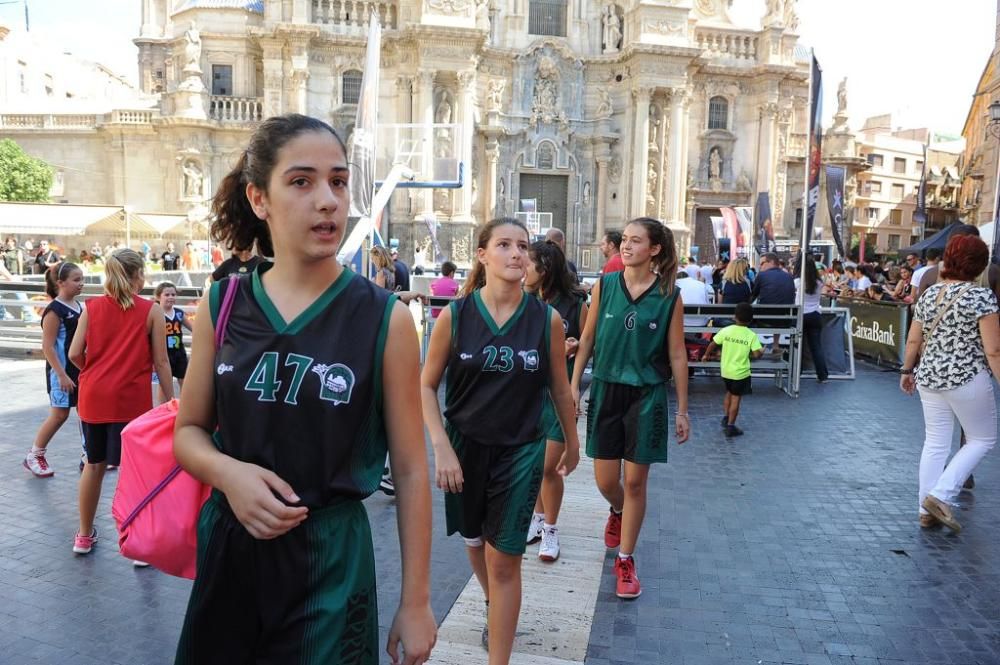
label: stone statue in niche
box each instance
[531,56,560,124]
[475,0,490,30]
[603,5,622,54]
[837,77,848,115]
[764,0,784,25]
[648,106,660,151]
[784,0,799,30]
[487,79,504,112]
[596,88,613,119]
[687,166,695,189]
[182,159,203,199]
[498,177,506,213]
[183,22,202,74]
[435,95,452,125]
[583,181,591,207]
[646,162,658,213]
[435,93,453,158]
[736,170,751,192]
[709,148,723,193]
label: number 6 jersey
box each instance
[211,266,394,508]
[444,290,552,447]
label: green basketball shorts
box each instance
[175,491,378,665]
[585,378,670,465]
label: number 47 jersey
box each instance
[212,268,394,508]
[443,290,552,448]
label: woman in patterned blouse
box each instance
[899,234,1000,533]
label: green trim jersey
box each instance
[592,272,679,386]
[549,293,585,379]
[210,264,395,509]
[444,290,552,447]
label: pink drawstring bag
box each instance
[111,277,240,578]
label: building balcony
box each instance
[0,113,100,130]
[311,0,398,34]
[209,96,263,124]
[694,27,759,63]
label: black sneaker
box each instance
[720,416,728,428]
[725,425,744,437]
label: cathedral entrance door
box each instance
[519,174,568,235]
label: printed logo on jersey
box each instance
[460,352,474,360]
[217,363,234,375]
[649,322,657,330]
[313,363,356,405]
[562,319,570,334]
[624,311,637,330]
[519,349,540,371]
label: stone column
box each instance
[655,98,669,220]
[261,41,284,117]
[756,101,779,218]
[456,70,477,221]
[292,70,309,114]
[630,87,651,218]
[666,89,686,224]
[417,69,436,218]
[595,155,609,243]
[678,90,692,233]
[396,75,414,124]
[486,139,500,218]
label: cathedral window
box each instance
[708,96,728,130]
[342,70,363,105]
[529,0,567,37]
[212,65,233,96]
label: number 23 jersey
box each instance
[211,266,394,508]
[444,290,552,447]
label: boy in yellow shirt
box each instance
[701,302,763,437]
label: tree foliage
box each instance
[0,139,53,202]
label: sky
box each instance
[0,0,995,135]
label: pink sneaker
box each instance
[23,451,54,478]
[73,529,98,555]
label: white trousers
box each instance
[917,370,997,512]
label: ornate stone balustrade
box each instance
[0,114,99,130]
[209,96,263,123]
[107,109,157,124]
[311,0,398,33]
[694,28,758,62]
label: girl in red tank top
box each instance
[68,249,174,556]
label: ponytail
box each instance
[45,261,80,298]
[212,114,346,258]
[460,217,530,298]
[626,217,677,295]
[104,248,144,310]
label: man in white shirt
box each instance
[699,260,715,284]
[683,256,701,281]
[909,247,940,300]
[676,271,714,326]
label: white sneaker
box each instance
[526,513,543,544]
[539,525,560,562]
[133,560,151,568]
[23,451,54,478]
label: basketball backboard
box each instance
[372,123,462,188]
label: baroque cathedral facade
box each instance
[11,0,811,269]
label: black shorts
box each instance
[80,421,127,465]
[586,379,669,465]
[723,377,752,396]
[444,423,545,556]
[168,351,189,380]
[176,492,378,665]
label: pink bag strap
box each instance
[119,465,183,531]
[214,276,241,349]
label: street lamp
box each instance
[988,100,1000,264]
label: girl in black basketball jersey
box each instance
[153,281,192,405]
[173,115,435,665]
[421,218,581,664]
[522,240,589,562]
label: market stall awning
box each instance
[0,202,120,236]
[87,209,161,235]
[899,222,963,255]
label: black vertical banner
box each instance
[755,191,774,256]
[804,55,823,254]
[825,165,846,258]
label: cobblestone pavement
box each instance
[1,358,998,665]
[585,368,1000,665]
[0,359,470,665]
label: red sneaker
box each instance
[614,556,641,599]
[604,508,622,549]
